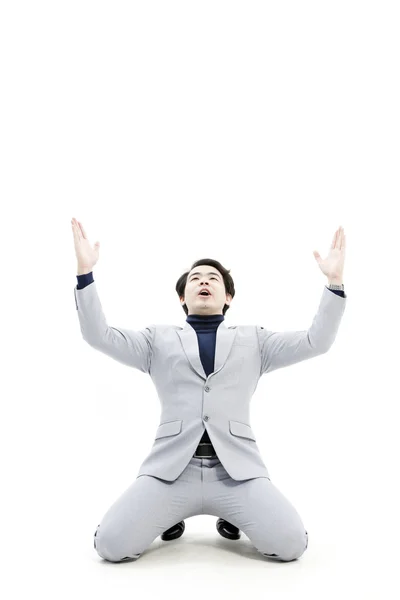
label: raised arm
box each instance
[71,217,154,373]
[74,279,154,373]
[257,225,347,375]
[256,285,346,375]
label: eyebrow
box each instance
[189,271,221,279]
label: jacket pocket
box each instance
[229,420,256,441]
[155,419,182,439]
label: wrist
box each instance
[77,266,93,276]
[328,277,343,286]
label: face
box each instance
[180,265,232,316]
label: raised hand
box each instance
[313,226,346,282]
[71,217,100,272]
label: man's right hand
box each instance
[71,217,100,274]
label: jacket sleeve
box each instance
[256,285,347,376]
[74,280,154,374]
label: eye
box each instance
[191,276,218,281]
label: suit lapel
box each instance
[176,320,237,381]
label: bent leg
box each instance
[94,473,201,562]
[206,474,308,562]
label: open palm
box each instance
[313,226,346,280]
[71,217,100,269]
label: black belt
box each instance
[193,442,218,458]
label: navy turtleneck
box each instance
[76,271,345,446]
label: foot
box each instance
[161,520,185,541]
[216,518,241,540]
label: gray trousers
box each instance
[93,455,308,563]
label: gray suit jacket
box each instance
[74,282,346,482]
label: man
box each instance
[72,218,346,562]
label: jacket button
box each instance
[203,415,209,421]
[205,386,210,392]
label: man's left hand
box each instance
[313,226,346,282]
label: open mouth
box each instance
[198,291,211,297]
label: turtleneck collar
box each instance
[186,312,224,331]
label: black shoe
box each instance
[216,518,241,540]
[161,520,185,541]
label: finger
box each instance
[331,228,339,249]
[71,218,79,240]
[339,226,344,250]
[336,226,343,249]
[313,250,321,263]
[71,218,82,241]
[78,220,87,239]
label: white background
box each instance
[1,1,399,598]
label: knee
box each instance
[261,529,308,562]
[93,524,142,563]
